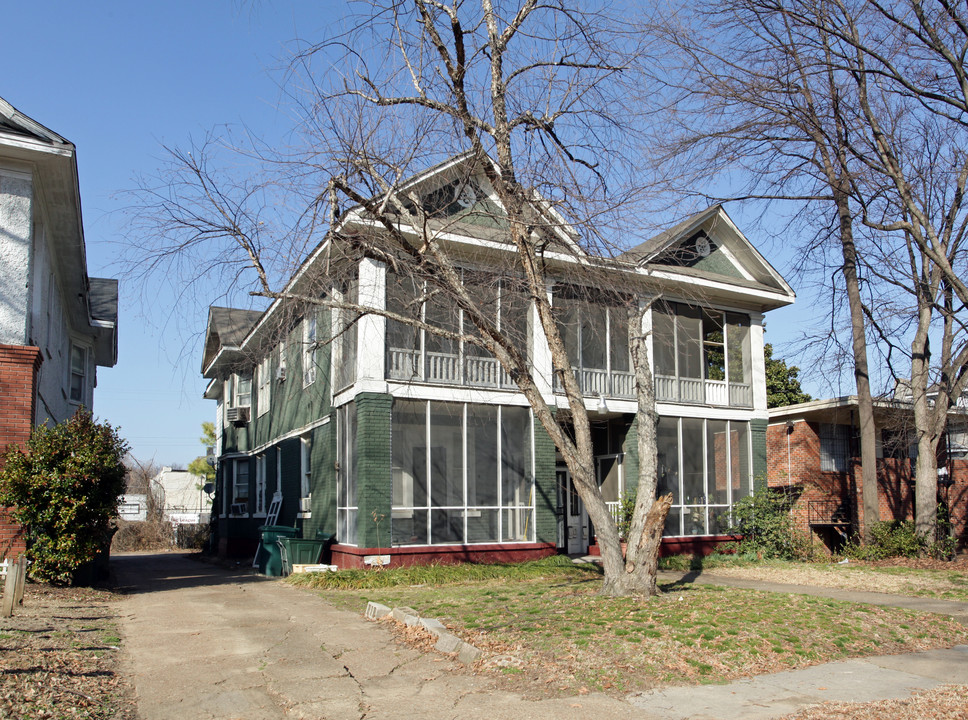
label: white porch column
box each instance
[355,257,388,393]
[750,312,767,412]
[532,281,556,403]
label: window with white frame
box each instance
[334,278,358,391]
[948,424,968,459]
[278,338,287,381]
[388,400,535,547]
[255,455,267,515]
[336,405,357,544]
[69,344,87,403]
[552,286,632,398]
[820,423,849,473]
[235,373,252,408]
[652,302,752,407]
[300,434,312,499]
[303,314,317,386]
[233,459,250,505]
[257,356,271,416]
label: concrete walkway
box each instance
[657,568,968,624]
[113,553,968,720]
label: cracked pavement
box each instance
[114,552,638,719]
[114,552,968,720]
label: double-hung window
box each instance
[233,459,250,505]
[303,314,317,386]
[235,374,252,408]
[257,356,271,416]
[820,424,849,473]
[69,344,87,403]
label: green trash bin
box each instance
[257,525,298,576]
[278,538,326,576]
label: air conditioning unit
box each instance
[226,406,250,426]
[230,502,248,515]
[276,366,287,382]
[299,496,312,512]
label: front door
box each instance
[558,467,588,554]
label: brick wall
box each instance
[763,419,965,543]
[0,344,42,558]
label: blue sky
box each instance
[2,1,818,465]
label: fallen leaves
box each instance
[0,584,136,719]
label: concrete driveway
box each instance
[113,552,637,719]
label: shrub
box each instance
[844,507,957,561]
[111,517,173,551]
[727,484,809,560]
[0,410,129,584]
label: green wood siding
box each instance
[252,312,332,449]
[751,418,768,489]
[533,416,559,545]
[305,420,337,540]
[354,394,393,549]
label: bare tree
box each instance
[127,1,676,596]
[650,0,968,545]
[649,0,883,541]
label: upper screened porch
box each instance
[377,268,759,409]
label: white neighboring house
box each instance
[0,96,119,560]
[151,467,212,525]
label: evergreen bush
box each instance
[727,484,809,560]
[0,410,129,583]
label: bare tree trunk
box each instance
[910,297,939,540]
[616,303,672,597]
[833,189,880,543]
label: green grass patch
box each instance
[295,559,968,698]
[287,554,597,590]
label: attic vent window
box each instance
[422,179,479,217]
[695,234,711,257]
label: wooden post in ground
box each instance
[12,557,26,607]
[1,558,19,617]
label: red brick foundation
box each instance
[0,344,42,559]
[330,542,557,569]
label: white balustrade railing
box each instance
[705,379,728,406]
[729,383,752,407]
[387,347,419,380]
[425,351,460,383]
[655,374,751,407]
[580,368,609,396]
[606,501,621,523]
[655,374,678,401]
[679,377,704,403]
[389,346,748,407]
[465,355,500,386]
[610,371,635,398]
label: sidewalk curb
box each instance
[365,600,483,664]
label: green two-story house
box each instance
[201,155,795,567]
